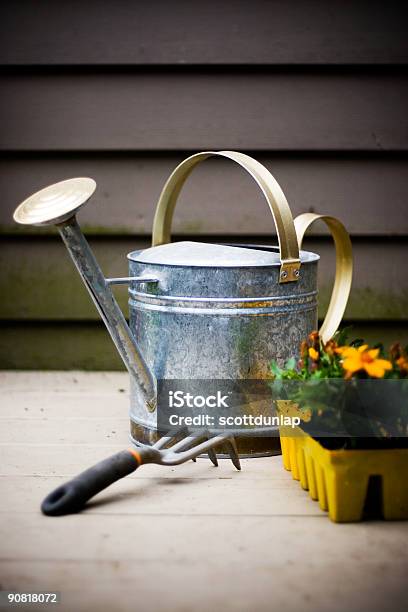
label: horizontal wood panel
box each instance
[0,523,406,612]
[2,74,408,151]
[2,155,408,236]
[1,322,407,370]
[0,418,128,446]
[1,237,407,321]
[1,1,407,65]
[0,558,406,612]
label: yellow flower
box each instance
[336,344,368,356]
[337,345,392,378]
[308,347,319,361]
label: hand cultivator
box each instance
[42,431,240,516]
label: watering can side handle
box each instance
[294,213,353,343]
[152,151,301,283]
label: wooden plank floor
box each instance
[1,372,407,612]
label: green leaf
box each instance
[285,357,297,371]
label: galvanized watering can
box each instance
[13,151,353,455]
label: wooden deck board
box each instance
[0,371,407,612]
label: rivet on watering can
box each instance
[280,270,288,280]
[294,269,300,278]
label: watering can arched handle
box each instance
[152,151,301,283]
[294,213,353,343]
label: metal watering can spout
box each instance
[13,178,156,411]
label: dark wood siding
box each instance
[1,1,407,369]
[1,1,407,65]
[1,155,408,235]
[2,73,408,151]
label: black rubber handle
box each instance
[41,449,141,516]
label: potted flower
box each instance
[270,330,408,522]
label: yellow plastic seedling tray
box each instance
[279,424,408,523]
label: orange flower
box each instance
[396,355,408,375]
[324,339,338,356]
[308,331,320,350]
[336,345,392,378]
[308,347,319,361]
[300,340,309,360]
[390,342,402,361]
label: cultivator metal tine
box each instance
[207,445,219,467]
[152,427,189,450]
[168,431,219,466]
[197,432,239,470]
[162,433,240,469]
[153,430,240,470]
[201,431,219,466]
[223,436,241,471]
[168,433,206,453]
[152,436,174,450]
